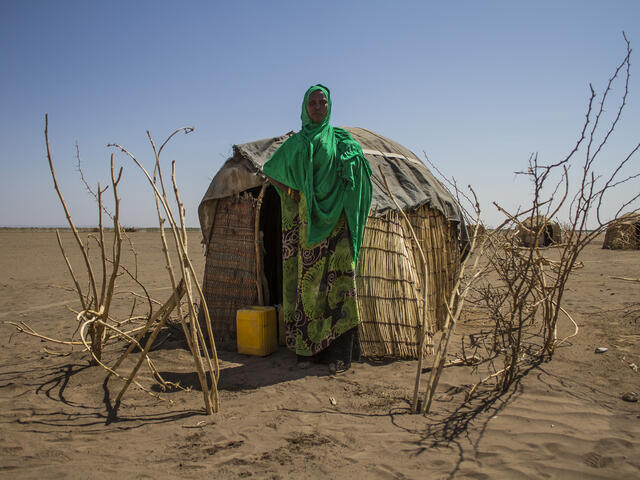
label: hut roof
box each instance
[520,215,558,227]
[199,127,466,238]
[602,212,640,250]
[614,212,640,225]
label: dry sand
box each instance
[0,230,638,479]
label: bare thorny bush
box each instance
[417,34,639,412]
[8,117,220,414]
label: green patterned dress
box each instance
[280,192,360,356]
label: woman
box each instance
[263,84,372,373]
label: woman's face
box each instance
[306,90,329,123]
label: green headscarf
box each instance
[263,84,372,263]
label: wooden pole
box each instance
[255,184,267,306]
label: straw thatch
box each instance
[199,127,467,359]
[602,213,640,250]
[201,194,260,350]
[517,215,563,247]
[357,206,459,358]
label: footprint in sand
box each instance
[583,451,614,468]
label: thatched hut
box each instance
[602,213,640,250]
[198,127,468,359]
[517,215,562,247]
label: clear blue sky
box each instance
[1,0,639,228]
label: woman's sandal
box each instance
[328,361,351,375]
[297,355,312,369]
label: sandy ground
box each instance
[0,229,638,479]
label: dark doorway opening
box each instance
[258,185,283,306]
[543,224,554,246]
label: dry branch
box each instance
[12,116,223,416]
[422,193,484,414]
[375,165,429,413]
[610,276,640,283]
[454,34,639,399]
[115,280,186,403]
[110,128,220,413]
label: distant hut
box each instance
[517,216,562,247]
[602,213,640,250]
[198,127,468,359]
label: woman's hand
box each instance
[265,176,300,202]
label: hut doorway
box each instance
[542,224,553,246]
[258,185,283,306]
